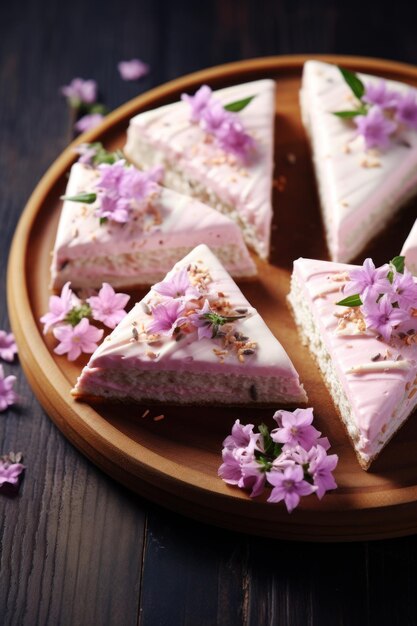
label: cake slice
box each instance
[73,244,307,406]
[301,60,417,262]
[289,257,417,469]
[124,79,275,259]
[51,162,256,290]
[401,219,417,275]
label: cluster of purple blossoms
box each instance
[218,408,338,513]
[94,160,163,223]
[181,85,255,160]
[146,268,246,343]
[341,257,417,341]
[40,282,130,361]
[0,452,25,493]
[336,68,417,150]
[355,80,417,150]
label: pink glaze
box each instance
[124,80,275,259]
[74,245,306,400]
[51,163,256,288]
[292,258,417,460]
[402,219,417,275]
[301,61,417,262]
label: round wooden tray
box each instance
[7,55,417,541]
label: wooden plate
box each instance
[8,55,417,541]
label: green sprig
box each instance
[202,311,247,338]
[336,294,363,307]
[224,95,255,113]
[338,66,365,100]
[61,192,97,204]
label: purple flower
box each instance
[97,193,132,223]
[271,407,321,451]
[0,365,17,411]
[96,160,127,192]
[117,167,159,204]
[217,118,255,159]
[0,459,25,487]
[218,448,245,485]
[392,268,417,311]
[0,331,17,362]
[74,113,105,134]
[355,106,396,150]
[75,143,99,164]
[240,460,266,497]
[152,268,200,300]
[53,318,103,361]
[61,78,98,106]
[308,445,338,499]
[118,58,150,81]
[395,90,417,130]
[181,85,213,122]
[363,80,399,109]
[362,293,409,340]
[87,283,130,329]
[266,465,316,513]
[222,419,261,451]
[186,299,214,340]
[200,101,230,134]
[343,258,391,301]
[147,300,185,336]
[40,282,78,334]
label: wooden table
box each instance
[2,1,417,624]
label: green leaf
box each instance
[336,294,363,307]
[88,103,109,115]
[64,303,92,327]
[99,217,108,226]
[258,423,275,457]
[390,255,405,274]
[60,192,97,204]
[224,95,255,112]
[333,110,363,118]
[338,66,365,100]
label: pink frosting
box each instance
[75,245,306,399]
[51,163,256,285]
[124,80,276,259]
[293,258,417,459]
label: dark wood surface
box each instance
[2,1,417,624]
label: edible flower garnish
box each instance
[118,58,150,81]
[61,160,164,224]
[0,365,17,412]
[74,113,105,133]
[0,452,25,495]
[0,331,18,362]
[218,408,338,512]
[41,282,130,361]
[336,255,417,341]
[181,85,255,159]
[333,66,417,150]
[75,142,124,166]
[61,78,98,107]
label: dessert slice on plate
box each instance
[124,79,275,259]
[301,59,417,262]
[51,161,256,290]
[402,219,417,275]
[289,256,417,469]
[73,244,307,407]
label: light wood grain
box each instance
[7,55,417,541]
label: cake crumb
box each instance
[141,409,150,418]
[286,152,296,165]
[153,414,165,421]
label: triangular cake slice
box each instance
[124,80,275,259]
[51,162,256,290]
[402,219,417,275]
[73,244,307,406]
[301,60,417,262]
[289,257,417,469]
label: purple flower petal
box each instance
[61,78,98,106]
[0,331,17,362]
[74,113,105,134]
[87,283,130,329]
[355,106,396,150]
